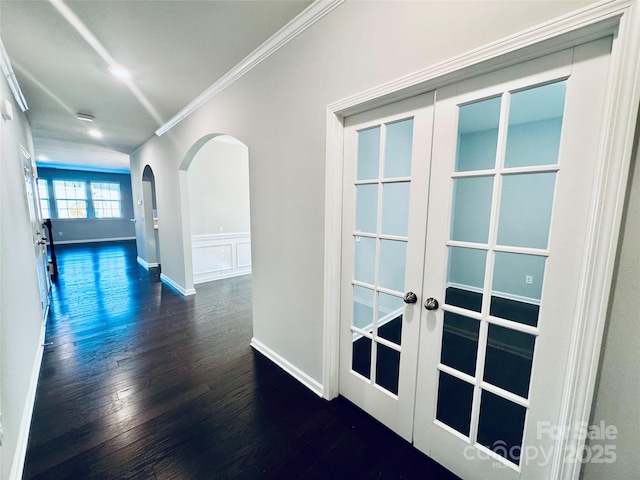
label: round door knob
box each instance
[403,292,418,304]
[424,297,439,311]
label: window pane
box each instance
[352,336,372,380]
[497,172,556,249]
[91,183,121,218]
[491,252,546,327]
[505,82,566,168]
[450,176,494,244]
[456,97,501,172]
[353,285,374,331]
[440,312,479,376]
[379,239,406,293]
[477,390,527,465]
[355,184,378,234]
[384,118,413,178]
[381,182,410,236]
[483,324,535,398]
[53,180,88,218]
[445,246,487,313]
[357,127,381,181]
[375,343,400,395]
[354,236,376,285]
[377,292,403,345]
[436,372,474,437]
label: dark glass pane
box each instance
[445,286,483,313]
[440,312,480,376]
[375,343,400,395]
[352,336,371,379]
[483,324,535,398]
[477,390,527,465]
[490,297,539,327]
[436,372,474,436]
[377,292,403,345]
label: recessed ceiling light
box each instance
[108,64,131,79]
[89,129,103,138]
[76,113,94,122]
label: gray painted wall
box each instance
[0,68,44,479]
[127,2,637,478]
[37,167,135,243]
[581,114,640,480]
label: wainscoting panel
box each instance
[192,232,251,284]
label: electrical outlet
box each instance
[525,275,533,285]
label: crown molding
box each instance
[0,38,28,112]
[155,0,344,137]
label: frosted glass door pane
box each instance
[491,252,546,326]
[357,127,381,180]
[456,97,501,172]
[377,292,403,345]
[382,182,410,236]
[497,172,556,249]
[445,246,487,313]
[353,285,374,330]
[505,82,566,168]
[379,239,406,292]
[356,185,378,234]
[450,177,494,244]
[354,237,376,285]
[384,119,413,178]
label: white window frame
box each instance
[90,181,123,218]
[52,179,88,219]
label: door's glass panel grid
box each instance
[436,82,566,462]
[351,118,414,395]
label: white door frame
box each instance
[322,2,640,480]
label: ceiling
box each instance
[0,0,312,173]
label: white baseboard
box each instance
[137,256,159,270]
[193,266,251,284]
[250,337,324,398]
[160,273,196,296]
[8,322,46,480]
[53,236,136,245]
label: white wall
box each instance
[131,0,594,385]
[188,137,250,235]
[0,72,46,478]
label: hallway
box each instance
[23,241,459,479]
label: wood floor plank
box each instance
[23,241,459,479]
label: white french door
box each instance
[339,37,613,479]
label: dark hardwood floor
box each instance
[23,240,460,480]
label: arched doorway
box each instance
[138,165,160,268]
[180,134,251,286]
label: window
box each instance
[53,180,88,218]
[91,182,122,218]
[37,178,51,219]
